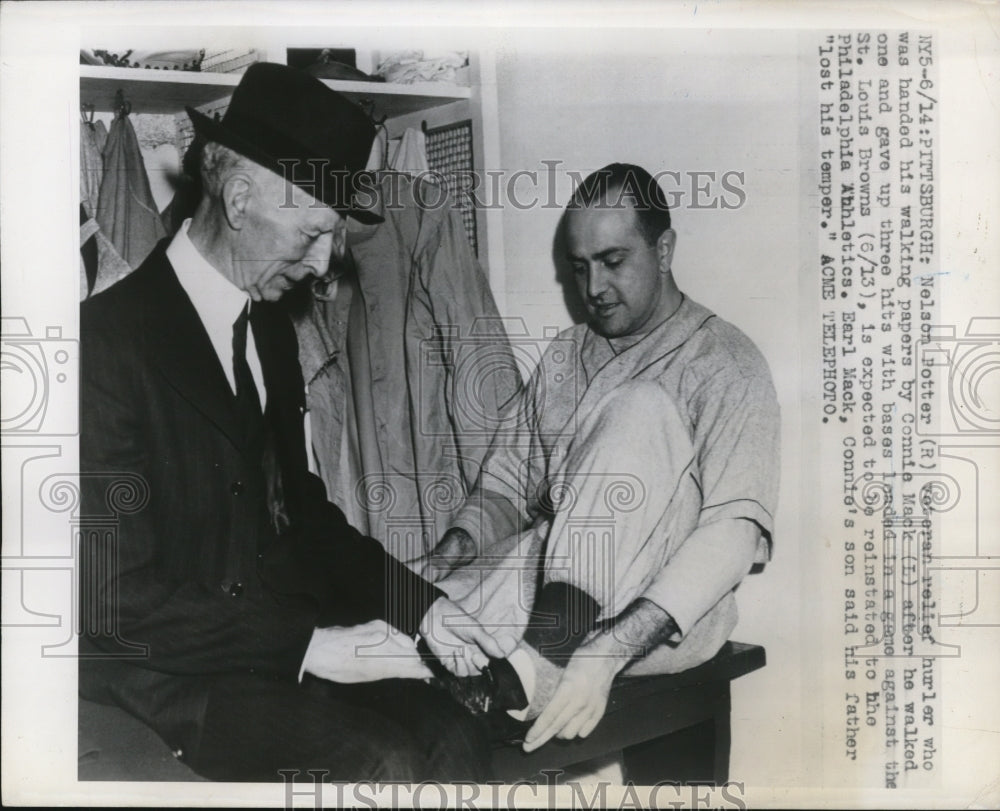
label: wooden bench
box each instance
[79,642,765,784]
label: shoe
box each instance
[429,666,499,716]
[416,636,499,715]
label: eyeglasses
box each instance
[311,263,353,301]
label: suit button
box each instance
[228,581,245,598]
[230,481,244,495]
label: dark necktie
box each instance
[232,304,263,439]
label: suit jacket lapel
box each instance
[142,245,246,450]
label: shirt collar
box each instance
[583,294,716,375]
[167,219,250,327]
[645,294,716,356]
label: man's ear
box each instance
[220,173,254,230]
[657,228,677,273]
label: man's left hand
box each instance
[522,643,621,753]
[522,598,679,752]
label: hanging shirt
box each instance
[390,127,430,175]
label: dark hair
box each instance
[568,163,671,244]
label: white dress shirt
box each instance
[167,219,266,408]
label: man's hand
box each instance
[521,642,620,752]
[453,561,529,657]
[302,620,432,683]
[419,596,507,677]
[521,598,680,752]
[427,527,478,582]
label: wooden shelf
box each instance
[80,65,471,118]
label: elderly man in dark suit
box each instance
[79,63,504,783]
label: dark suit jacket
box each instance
[79,241,441,743]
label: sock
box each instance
[512,581,602,720]
[489,654,529,714]
[507,644,566,721]
[504,647,535,721]
[522,580,600,661]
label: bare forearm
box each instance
[583,598,680,674]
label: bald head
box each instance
[568,163,672,247]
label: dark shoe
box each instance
[417,635,529,717]
[429,667,499,715]
[425,666,534,744]
[426,658,530,719]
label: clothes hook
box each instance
[113,88,132,119]
[359,99,387,128]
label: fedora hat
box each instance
[186,62,382,223]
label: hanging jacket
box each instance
[96,113,167,270]
[292,171,521,573]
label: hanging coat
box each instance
[96,113,167,270]
[292,171,521,573]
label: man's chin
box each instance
[271,277,317,313]
[588,315,627,339]
[261,276,305,301]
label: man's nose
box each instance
[304,232,335,276]
[585,266,609,300]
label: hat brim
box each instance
[186,107,384,225]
